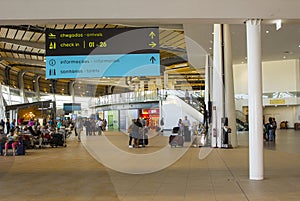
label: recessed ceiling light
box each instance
[266,30,270,34]
[283,56,286,59]
[209,47,212,50]
[275,19,282,30]
[298,45,300,48]
[284,51,293,55]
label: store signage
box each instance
[148,109,159,114]
[45,27,160,78]
[270,99,285,105]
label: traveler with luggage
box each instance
[182,116,191,142]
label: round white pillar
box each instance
[212,24,224,148]
[223,24,237,148]
[246,19,264,180]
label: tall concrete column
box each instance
[163,71,168,90]
[212,24,224,148]
[18,71,27,103]
[223,24,237,148]
[246,19,264,180]
[0,84,6,119]
[34,75,41,101]
[69,81,75,103]
[205,54,213,125]
[204,55,211,108]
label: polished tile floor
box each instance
[0,129,300,201]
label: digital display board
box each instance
[63,103,81,112]
[45,27,160,79]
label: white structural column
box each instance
[34,76,41,101]
[204,54,212,110]
[223,24,237,147]
[212,24,224,148]
[69,81,75,103]
[246,19,264,180]
[163,72,168,88]
[0,85,6,119]
[18,71,27,103]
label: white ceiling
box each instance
[182,22,300,66]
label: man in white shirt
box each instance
[182,116,191,142]
[96,119,103,136]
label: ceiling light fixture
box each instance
[266,30,270,34]
[275,19,282,30]
[174,63,188,68]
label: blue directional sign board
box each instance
[45,27,160,79]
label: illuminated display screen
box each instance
[63,103,81,112]
[45,27,160,78]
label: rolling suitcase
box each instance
[16,144,25,155]
[183,127,191,142]
[169,134,184,147]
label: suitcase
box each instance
[183,127,191,142]
[169,134,184,147]
[16,144,25,155]
[138,132,148,147]
[139,138,149,147]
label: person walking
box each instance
[133,119,143,148]
[96,119,103,136]
[75,118,83,142]
[128,119,135,148]
[267,117,275,142]
[182,116,191,142]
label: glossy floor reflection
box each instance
[0,129,300,201]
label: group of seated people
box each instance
[0,125,55,156]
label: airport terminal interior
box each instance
[1,1,300,200]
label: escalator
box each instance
[236,110,248,131]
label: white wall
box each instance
[234,59,299,94]
[234,59,300,127]
[233,63,248,94]
[262,60,298,93]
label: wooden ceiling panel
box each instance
[30,32,43,41]
[15,30,26,40]
[65,24,76,29]
[74,24,85,29]
[23,31,34,41]
[55,24,66,29]
[12,53,19,58]
[84,24,97,29]
[0,28,8,37]
[7,29,17,39]
[38,34,45,43]
[5,52,13,58]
